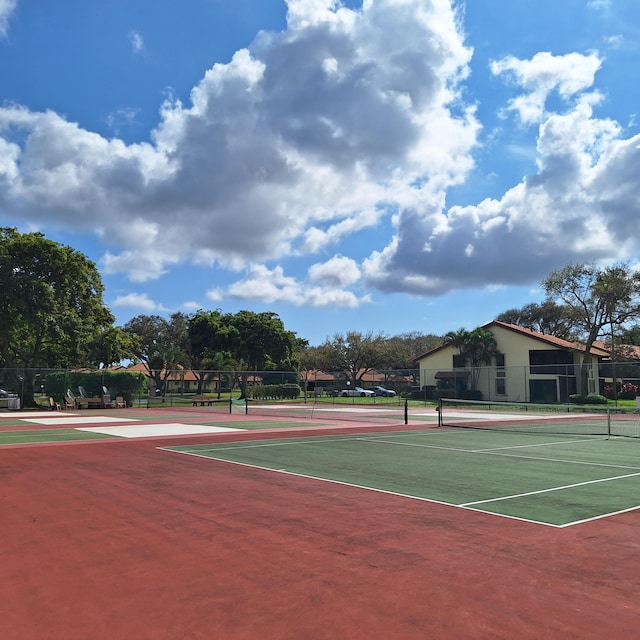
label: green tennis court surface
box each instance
[164,429,640,527]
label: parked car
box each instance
[340,386,375,397]
[368,386,397,397]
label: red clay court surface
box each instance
[1,407,639,639]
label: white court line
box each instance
[166,435,369,454]
[162,447,560,528]
[25,416,138,426]
[163,433,640,527]
[357,436,640,471]
[460,471,640,507]
[0,411,80,419]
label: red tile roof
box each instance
[414,320,610,361]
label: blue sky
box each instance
[1,0,639,346]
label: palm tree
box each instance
[443,328,470,355]
[443,329,471,396]
[464,328,498,392]
[444,327,498,396]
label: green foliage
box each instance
[384,332,442,369]
[496,300,575,339]
[544,262,640,395]
[618,324,640,346]
[45,370,146,405]
[444,327,497,391]
[122,313,190,394]
[568,394,608,405]
[245,384,301,400]
[0,227,115,370]
[0,228,118,406]
[188,309,300,373]
[315,331,389,384]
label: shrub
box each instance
[246,383,301,400]
[568,393,608,405]
[602,382,639,400]
[45,370,146,406]
[619,382,639,400]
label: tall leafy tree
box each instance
[618,324,640,347]
[385,332,442,370]
[231,310,300,372]
[187,310,238,394]
[122,313,189,394]
[187,309,301,396]
[543,262,640,394]
[0,228,116,405]
[496,300,575,339]
[315,331,389,385]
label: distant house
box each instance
[300,369,412,396]
[123,364,411,397]
[414,321,610,403]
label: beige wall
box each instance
[418,325,600,403]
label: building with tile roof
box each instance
[414,321,611,403]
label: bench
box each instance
[191,395,214,406]
[75,397,104,409]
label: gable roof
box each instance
[489,321,610,356]
[413,320,610,362]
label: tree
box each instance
[443,328,470,355]
[543,262,640,394]
[187,309,301,397]
[496,300,575,339]
[122,313,189,395]
[0,228,116,406]
[618,324,640,347]
[88,326,137,369]
[187,310,238,394]
[315,331,389,385]
[444,327,498,392]
[384,332,442,371]
[231,310,300,372]
[464,328,499,391]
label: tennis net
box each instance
[438,397,640,438]
[245,397,408,425]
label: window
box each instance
[452,354,465,368]
[495,353,505,368]
[529,350,574,375]
[496,378,506,395]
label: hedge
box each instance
[568,393,608,405]
[245,384,301,400]
[45,370,146,406]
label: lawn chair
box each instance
[49,396,61,411]
[115,396,127,408]
[65,389,76,410]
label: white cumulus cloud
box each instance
[2,1,640,306]
[0,0,16,37]
[112,292,168,312]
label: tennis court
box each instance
[164,428,640,527]
[2,403,640,639]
